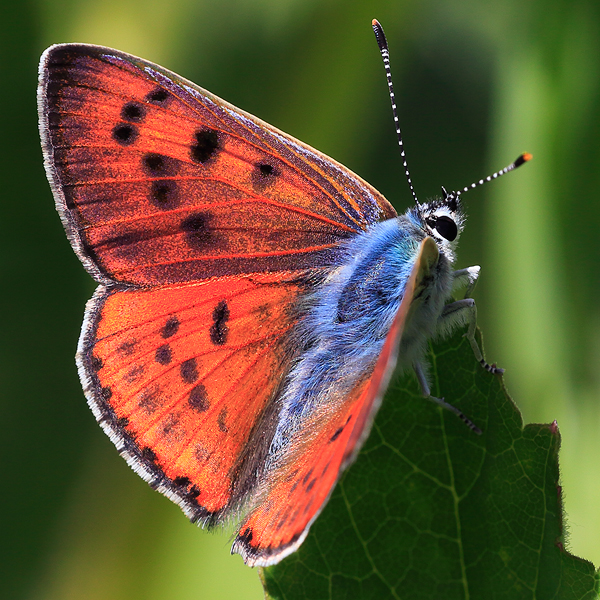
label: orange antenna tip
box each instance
[514,153,532,168]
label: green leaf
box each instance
[261,329,600,600]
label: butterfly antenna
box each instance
[372,19,420,207]
[455,153,532,198]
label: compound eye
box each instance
[435,216,458,241]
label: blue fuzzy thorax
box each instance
[269,211,431,456]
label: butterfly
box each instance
[38,20,529,567]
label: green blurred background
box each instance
[2,0,599,598]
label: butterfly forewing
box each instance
[39,44,396,286]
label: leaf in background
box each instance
[261,329,600,600]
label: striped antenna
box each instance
[456,153,532,198]
[372,19,420,207]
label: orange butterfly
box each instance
[38,21,528,566]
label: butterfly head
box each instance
[409,189,465,264]
[419,187,464,244]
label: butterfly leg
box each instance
[413,362,482,434]
[452,266,480,298]
[440,298,504,375]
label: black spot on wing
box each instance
[150,180,179,209]
[258,163,275,176]
[142,153,178,176]
[180,358,198,384]
[121,102,146,122]
[173,476,191,487]
[155,344,172,365]
[329,414,352,443]
[112,123,138,145]
[329,427,343,442]
[191,128,220,163]
[141,447,157,463]
[252,162,280,189]
[161,316,180,338]
[146,87,169,104]
[210,300,229,345]
[189,384,209,412]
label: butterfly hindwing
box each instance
[232,238,436,566]
[39,44,396,286]
[80,274,306,520]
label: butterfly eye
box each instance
[434,216,458,241]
